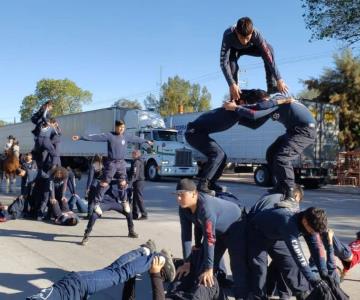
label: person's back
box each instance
[272,100,316,130]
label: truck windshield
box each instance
[153,130,178,141]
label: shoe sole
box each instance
[160,249,176,282]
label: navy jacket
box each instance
[129,158,145,185]
[80,132,146,160]
[250,208,318,282]
[86,163,103,190]
[220,26,281,86]
[179,192,242,269]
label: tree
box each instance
[303,49,360,150]
[0,120,7,127]
[144,93,160,112]
[159,76,211,116]
[296,88,320,100]
[19,79,92,121]
[301,0,360,45]
[113,98,142,109]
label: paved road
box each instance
[0,177,359,299]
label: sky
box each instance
[0,0,349,123]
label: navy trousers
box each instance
[266,126,316,192]
[185,129,227,183]
[132,180,147,218]
[27,248,154,300]
[85,198,134,234]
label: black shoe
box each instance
[159,249,176,282]
[140,239,156,254]
[209,182,226,193]
[128,230,139,238]
[138,215,148,220]
[197,180,215,196]
[275,188,299,210]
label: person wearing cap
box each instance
[175,178,248,300]
[220,16,288,101]
[72,120,153,217]
[4,135,15,152]
[224,90,316,208]
[186,89,292,194]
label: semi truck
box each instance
[164,99,339,188]
[0,107,198,180]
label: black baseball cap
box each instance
[8,135,14,140]
[175,178,197,193]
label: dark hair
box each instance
[15,168,25,176]
[236,17,254,36]
[44,100,53,106]
[241,89,269,104]
[93,154,103,163]
[303,207,328,233]
[293,184,304,202]
[51,166,69,180]
[49,118,57,124]
[115,120,125,127]
[357,231,360,240]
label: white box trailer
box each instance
[164,99,339,188]
[0,107,198,180]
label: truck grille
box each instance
[175,149,193,167]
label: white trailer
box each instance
[164,100,339,188]
[0,107,198,180]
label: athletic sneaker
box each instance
[140,239,157,254]
[93,205,102,216]
[197,180,215,196]
[128,229,139,238]
[159,249,176,282]
[122,201,131,214]
[81,233,90,246]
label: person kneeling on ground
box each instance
[27,240,175,300]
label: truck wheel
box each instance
[146,161,160,181]
[254,165,272,187]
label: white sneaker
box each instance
[122,201,131,213]
[93,205,102,216]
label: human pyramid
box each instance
[6,16,359,300]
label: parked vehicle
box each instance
[164,99,339,188]
[0,107,198,180]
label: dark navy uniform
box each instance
[80,132,147,206]
[84,181,135,237]
[49,171,70,218]
[31,107,52,137]
[86,161,104,215]
[220,26,281,92]
[248,208,320,299]
[265,100,316,195]
[185,99,278,189]
[33,126,60,170]
[248,193,311,298]
[179,192,248,298]
[129,157,147,219]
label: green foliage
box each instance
[0,120,7,127]
[19,79,92,121]
[113,98,142,109]
[304,49,360,150]
[144,93,160,112]
[301,0,360,45]
[296,88,320,100]
[159,76,211,116]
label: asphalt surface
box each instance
[0,175,359,299]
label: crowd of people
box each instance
[0,16,359,300]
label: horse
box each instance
[1,145,20,190]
